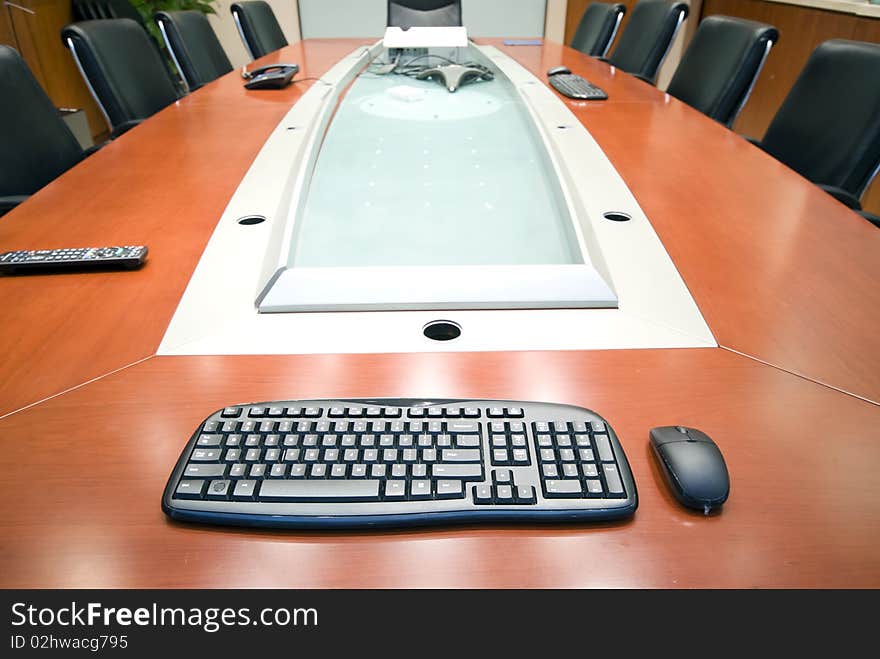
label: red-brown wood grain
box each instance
[0,349,877,588]
[0,39,371,417]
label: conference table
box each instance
[1,38,878,589]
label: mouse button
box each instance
[649,426,691,447]
[661,442,729,502]
[684,427,716,444]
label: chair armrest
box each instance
[818,184,862,210]
[859,210,880,228]
[0,195,28,216]
[110,120,142,140]
[595,56,610,63]
[632,73,655,85]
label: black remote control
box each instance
[0,246,148,274]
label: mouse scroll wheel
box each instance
[675,426,689,435]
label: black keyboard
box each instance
[163,399,637,528]
[548,74,608,100]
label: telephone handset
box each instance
[241,63,300,80]
[241,64,300,90]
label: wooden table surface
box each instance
[0,40,878,588]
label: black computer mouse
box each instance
[547,66,571,77]
[649,426,729,514]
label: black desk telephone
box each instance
[242,63,300,90]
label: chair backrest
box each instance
[230,1,288,60]
[666,15,778,127]
[0,45,84,203]
[387,0,462,28]
[570,2,626,58]
[607,0,689,83]
[72,0,145,29]
[155,11,232,91]
[759,39,880,200]
[62,19,181,133]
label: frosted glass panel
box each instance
[298,0,547,39]
[289,49,579,268]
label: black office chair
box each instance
[570,3,626,58]
[230,1,288,60]
[72,0,146,29]
[62,19,182,137]
[605,0,689,84]
[387,0,463,28]
[750,39,880,211]
[665,16,778,128]
[154,11,233,91]
[0,46,89,216]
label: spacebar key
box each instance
[260,480,381,501]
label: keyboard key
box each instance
[221,407,241,418]
[494,470,512,484]
[495,485,514,502]
[391,464,407,478]
[442,449,481,462]
[197,434,222,447]
[595,435,614,462]
[191,449,220,462]
[411,464,427,478]
[311,464,327,478]
[436,480,464,499]
[270,464,287,478]
[448,421,479,433]
[507,407,524,418]
[603,464,625,495]
[585,479,603,496]
[492,449,508,464]
[260,480,381,501]
[249,464,266,478]
[184,463,225,478]
[516,486,536,504]
[582,463,599,478]
[512,449,529,464]
[410,480,431,499]
[455,434,481,448]
[207,480,230,498]
[385,481,406,498]
[233,480,257,499]
[371,464,386,478]
[229,464,246,478]
[289,464,306,478]
[463,407,480,418]
[175,480,204,499]
[488,407,504,417]
[544,480,583,498]
[331,464,347,478]
[351,464,367,478]
[432,464,482,479]
[542,464,559,478]
[473,484,492,504]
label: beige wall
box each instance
[208,0,302,69]
[545,0,568,41]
